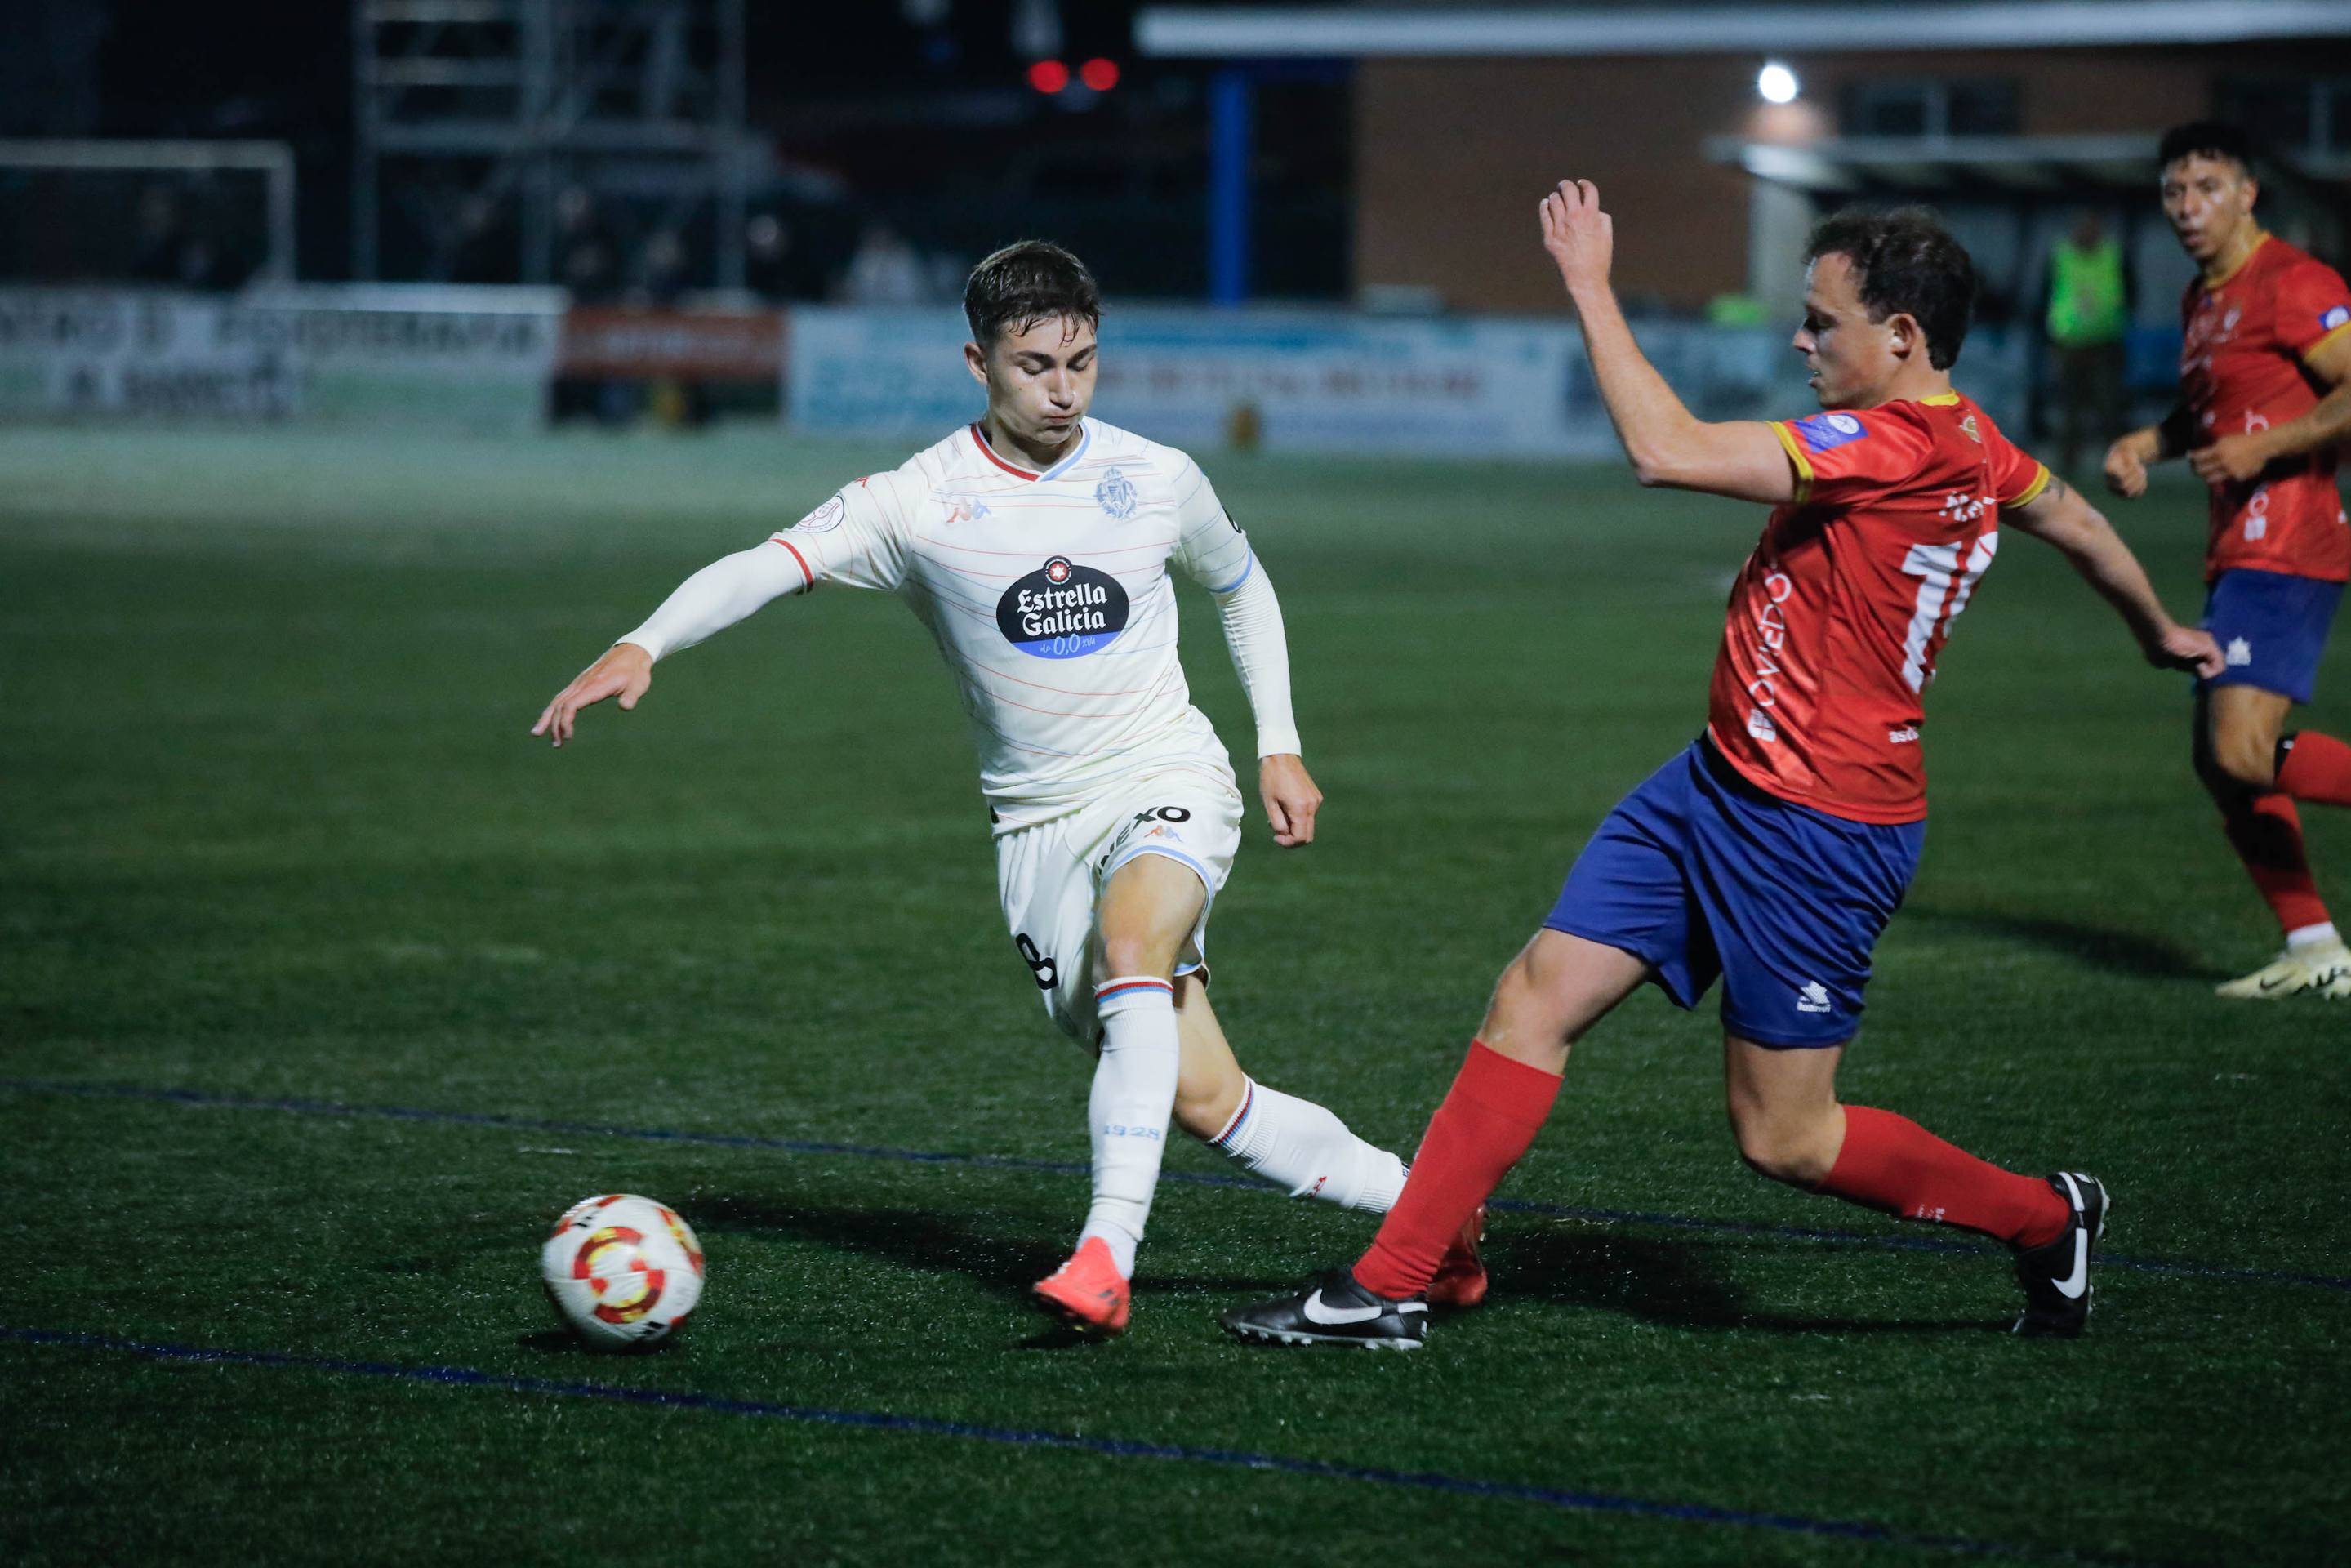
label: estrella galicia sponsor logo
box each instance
[1790,411,1867,453]
[1094,467,1138,519]
[997,556,1129,659]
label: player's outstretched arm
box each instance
[1540,179,1797,506]
[2187,334,2351,486]
[2009,476,2224,676]
[528,538,809,747]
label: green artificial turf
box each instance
[3,425,2346,1566]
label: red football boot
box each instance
[1033,1236,1132,1336]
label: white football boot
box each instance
[2215,938,2351,1000]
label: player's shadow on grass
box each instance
[1493,1227,2005,1334]
[686,1194,1331,1348]
[693,1193,1070,1284]
[1902,905,2221,980]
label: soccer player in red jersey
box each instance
[1222,183,2222,1349]
[2105,122,2351,999]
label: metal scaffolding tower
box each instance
[353,0,749,288]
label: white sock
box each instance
[1207,1076,1407,1214]
[2286,921,2340,951]
[1078,976,1180,1280]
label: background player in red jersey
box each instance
[1221,183,2222,1350]
[2105,122,2351,1000]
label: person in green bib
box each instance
[2045,211,2134,475]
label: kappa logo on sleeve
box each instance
[1790,412,1868,453]
[2322,305,2351,332]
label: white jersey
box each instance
[764,418,1287,828]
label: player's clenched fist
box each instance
[1258,753,1322,848]
[532,641,653,747]
[2102,430,2155,499]
[1539,178,1614,295]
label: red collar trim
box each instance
[969,424,1041,481]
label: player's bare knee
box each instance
[1172,1061,1244,1142]
[1726,1100,1835,1187]
[1098,930,1180,982]
[1731,1120,1832,1187]
[1484,951,1578,1053]
[2203,733,2277,796]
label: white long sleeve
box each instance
[1212,557,1302,759]
[616,541,808,662]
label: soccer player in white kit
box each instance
[532,242,1481,1335]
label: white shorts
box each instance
[994,768,1246,1044]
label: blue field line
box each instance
[0,1324,2111,1563]
[7,1076,2347,1296]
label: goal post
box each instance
[0,139,296,286]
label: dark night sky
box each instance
[8,1,1148,143]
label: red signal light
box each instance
[1080,58,1120,92]
[1026,60,1070,94]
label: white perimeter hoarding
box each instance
[785,305,1616,458]
[783,306,2028,457]
[0,285,564,427]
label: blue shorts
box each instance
[1544,739,1926,1049]
[2201,568,2343,706]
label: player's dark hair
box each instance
[1805,207,1975,371]
[2159,120,2255,176]
[964,240,1101,350]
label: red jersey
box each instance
[2180,234,2351,583]
[1706,394,2050,825]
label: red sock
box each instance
[1355,1041,1561,1298]
[2278,731,2351,808]
[2222,795,2331,933]
[1818,1105,2067,1247]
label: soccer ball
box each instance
[539,1193,705,1349]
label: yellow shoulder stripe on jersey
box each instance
[1769,421,1815,505]
[2304,319,2351,365]
[2005,462,2053,509]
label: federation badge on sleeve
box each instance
[790,494,846,534]
[1790,412,1868,453]
[2322,305,2350,332]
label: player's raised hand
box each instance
[532,642,653,747]
[2188,431,2271,486]
[1258,754,1322,848]
[2148,622,2226,679]
[1538,179,1613,296]
[2101,434,2150,499]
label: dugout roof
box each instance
[1135,2,2351,58]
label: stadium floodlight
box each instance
[1757,62,1800,104]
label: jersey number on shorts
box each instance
[1014,933,1058,991]
[1898,531,1997,693]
